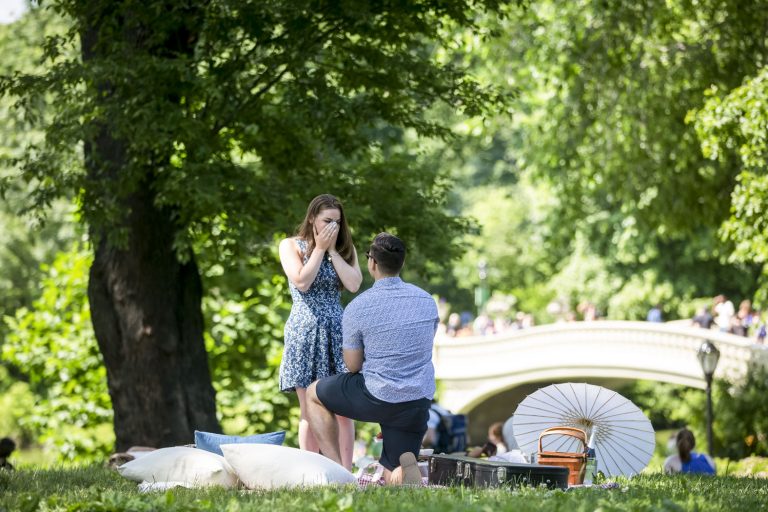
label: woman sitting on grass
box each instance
[664,428,715,475]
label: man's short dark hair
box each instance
[369,232,406,275]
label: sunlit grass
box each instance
[1,465,767,511]
[12,446,59,468]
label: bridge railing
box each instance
[433,321,768,413]
[434,321,766,386]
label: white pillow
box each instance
[117,446,238,488]
[221,443,357,489]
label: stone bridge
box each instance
[433,321,767,438]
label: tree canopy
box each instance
[1,0,516,450]
[693,67,768,302]
[444,0,767,318]
[2,0,511,263]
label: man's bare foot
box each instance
[399,452,422,485]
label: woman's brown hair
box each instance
[295,194,355,265]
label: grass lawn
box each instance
[1,465,767,512]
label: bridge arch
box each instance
[433,321,767,415]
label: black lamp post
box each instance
[697,341,720,456]
[475,259,489,316]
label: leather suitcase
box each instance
[428,454,570,490]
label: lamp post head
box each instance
[697,341,721,378]
[478,259,488,280]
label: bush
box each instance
[202,261,298,445]
[1,244,114,462]
[622,360,768,460]
[0,366,37,446]
[712,361,768,458]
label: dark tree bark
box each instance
[80,3,220,450]
[87,185,220,450]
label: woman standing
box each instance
[278,194,362,469]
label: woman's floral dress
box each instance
[279,239,347,391]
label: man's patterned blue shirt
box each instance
[342,276,438,403]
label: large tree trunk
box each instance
[80,3,219,450]
[87,184,220,450]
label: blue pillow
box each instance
[194,430,286,456]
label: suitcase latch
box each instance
[463,462,471,480]
[496,466,506,483]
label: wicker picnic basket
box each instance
[536,426,587,486]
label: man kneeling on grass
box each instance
[307,233,438,485]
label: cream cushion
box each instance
[221,443,357,489]
[117,446,238,488]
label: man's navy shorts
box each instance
[316,372,430,471]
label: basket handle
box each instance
[537,426,587,452]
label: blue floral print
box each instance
[279,239,347,391]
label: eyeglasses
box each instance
[365,251,376,262]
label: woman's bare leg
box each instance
[296,387,319,452]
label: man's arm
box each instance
[343,348,363,373]
[342,298,364,373]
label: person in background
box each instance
[578,301,598,321]
[278,194,363,470]
[468,421,507,458]
[501,415,519,452]
[423,400,452,449]
[732,300,755,337]
[713,295,735,332]
[473,313,494,335]
[663,428,715,475]
[692,307,714,329]
[0,437,16,470]
[646,303,663,323]
[490,421,508,454]
[446,313,461,337]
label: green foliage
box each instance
[0,366,37,447]
[0,9,78,342]
[0,237,303,460]
[452,179,557,308]
[0,12,82,456]
[711,361,768,459]
[606,274,676,321]
[692,67,768,302]
[505,0,766,237]
[545,235,623,319]
[0,0,519,453]
[0,200,77,339]
[1,0,509,271]
[620,381,703,432]
[445,0,767,320]
[202,247,297,443]
[622,363,768,460]
[1,244,114,462]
